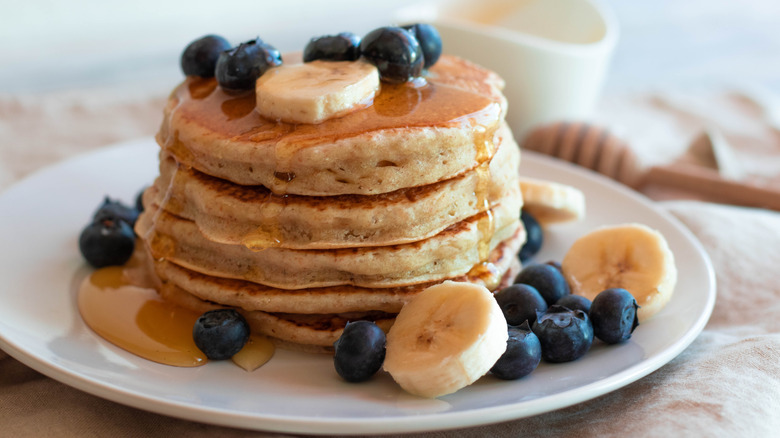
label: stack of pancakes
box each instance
[136,55,525,352]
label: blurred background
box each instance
[2,0,778,94]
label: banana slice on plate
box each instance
[383,281,508,398]
[255,60,379,124]
[518,177,585,225]
[561,223,677,322]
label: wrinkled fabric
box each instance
[594,92,780,203]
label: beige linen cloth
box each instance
[1,86,779,438]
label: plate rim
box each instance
[0,138,716,435]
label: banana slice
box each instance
[383,281,508,398]
[561,223,677,322]
[518,177,585,225]
[255,60,379,124]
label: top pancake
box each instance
[158,55,506,196]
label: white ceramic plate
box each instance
[0,139,715,435]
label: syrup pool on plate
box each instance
[78,248,276,369]
[78,265,208,367]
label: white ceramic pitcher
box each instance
[397,0,619,136]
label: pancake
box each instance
[149,123,521,249]
[158,55,506,195]
[137,191,522,289]
[153,226,524,314]
[156,244,522,352]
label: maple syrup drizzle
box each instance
[232,334,276,371]
[171,77,498,149]
[473,115,498,262]
[240,190,285,250]
[469,118,499,289]
[468,261,502,292]
[78,265,207,367]
[474,162,495,261]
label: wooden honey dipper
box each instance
[522,122,780,211]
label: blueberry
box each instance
[180,34,231,77]
[490,322,542,380]
[519,211,543,263]
[532,305,593,363]
[260,41,283,65]
[135,187,147,214]
[545,260,563,272]
[215,38,282,90]
[514,264,571,306]
[193,309,250,360]
[494,284,547,326]
[93,196,139,228]
[360,27,424,83]
[333,321,386,382]
[304,32,361,62]
[78,218,135,268]
[555,294,592,314]
[589,288,639,344]
[401,23,442,69]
